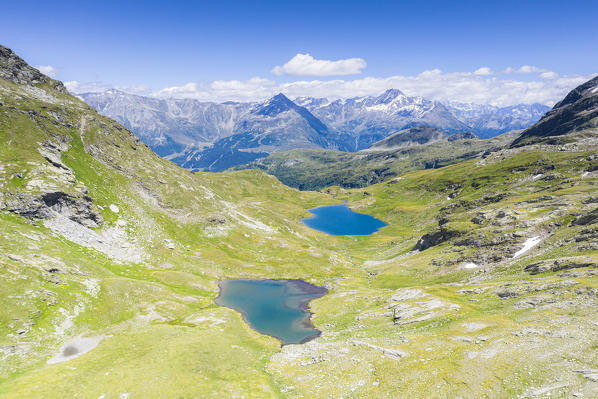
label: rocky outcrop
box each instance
[495,280,579,298]
[571,207,598,226]
[447,131,477,141]
[414,227,462,251]
[2,191,103,228]
[524,259,597,275]
[511,75,598,147]
[0,45,67,93]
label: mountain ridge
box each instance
[79,89,549,170]
[512,75,598,147]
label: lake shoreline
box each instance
[215,278,328,347]
[301,203,388,236]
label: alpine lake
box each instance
[216,203,387,345]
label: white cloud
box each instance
[36,65,57,78]
[64,81,108,93]
[504,65,554,75]
[271,53,367,76]
[148,69,591,107]
[65,81,150,95]
[120,84,150,94]
[67,65,592,107]
[517,65,544,74]
[153,77,276,102]
[539,71,559,79]
[474,67,493,76]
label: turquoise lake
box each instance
[301,203,387,236]
[215,279,328,345]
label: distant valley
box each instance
[79,89,548,171]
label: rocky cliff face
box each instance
[2,190,103,227]
[512,75,598,146]
[0,45,67,93]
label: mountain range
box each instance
[79,89,549,171]
[240,72,598,190]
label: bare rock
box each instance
[0,45,67,93]
[572,207,598,226]
[525,259,596,275]
[3,191,103,227]
[414,227,462,251]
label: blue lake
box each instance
[301,203,387,236]
[215,279,328,345]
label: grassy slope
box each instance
[0,75,597,398]
[234,132,517,190]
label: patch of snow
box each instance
[109,204,119,213]
[512,236,542,258]
[463,262,479,269]
[47,335,105,364]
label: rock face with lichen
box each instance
[0,45,67,93]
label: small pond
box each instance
[301,203,387,236]
[215,279,328,345]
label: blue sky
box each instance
[2,0,597,105]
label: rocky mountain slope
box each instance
[79,89,548,170]
[169,93,339,171]
[1,46,597,399]
[80,91,335,171]
[295,89,469,149]
[298,90,548,143]
[78,89,252,158]
[446,101,549,138]
[512,75,598,147]
[366,125,477,151]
